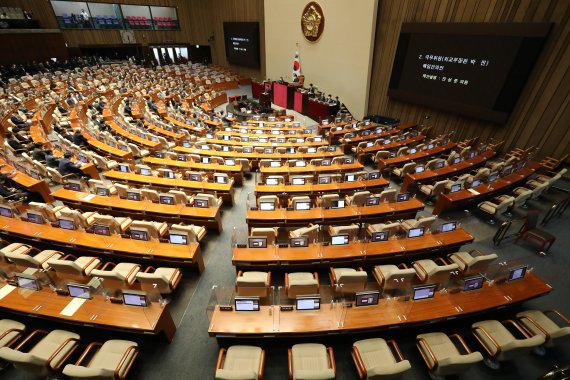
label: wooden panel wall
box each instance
[368,0,570,161]
[0,32,68,65]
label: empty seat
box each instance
[129,220,168,241]
[0,329,80,376]
[92,214,132,234]
[169,224,207,243]
[447,250,498,275]
[373,264,416,292]
[514,210,556,254]
[329,267,367,295]
[352,338,411,379]
[0,319,25,349]
[289,196,311,209]
[48,256,102,276]
[392,162,416,178]
[348,191,371,207]
[516,309,570,348]
[235,271,271,298]
[319,194,340,208]
[289,224,320,242]
[419,180,450,205]
[63,339,139,380]
[416,332,483,377]
[478,196,515,224]
[4,249,62,270]
[195,193,222,207]
[251,227,278,245]
[413,259,459,284]
[289,343,335,380]
[285,272,319,299]
[136,267,182,295]
[328,224,359,241]
[366,221,401,238]
[401,216,436,233]
[90,262,141,286]
[257,195,280,209]
[378,188,397,203]
[141,188,160,203]
[215,345,265,380]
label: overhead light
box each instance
[196,45,199,48]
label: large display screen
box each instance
[388,23,552,123]
[223,22,260,68]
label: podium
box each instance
[259,92,272,108]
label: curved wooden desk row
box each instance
[246,199,425,228]
[259,162,363,176]
[433,162,540,215]
[401,150,496,193]
[335,122,417,146]
[208,273,552,338]
[255,177,390,197]
[377,142,457,170]
[51,188,222,233]
[163,116,206,135]
[142,120,185,142]
[142,156,244,184]
[0,159,53,203]
[200,137,328,148]
[357,135,427,160]
[102,170,235,206]
[0,215,204,271]
[214,130,314,139]
[233,228,474,269]
[107,121,163,151]
[0,283,176,342]
[81,129,134,162]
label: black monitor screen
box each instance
[67,283,91,299]
[27,213,43,224]
[223,22,260,68]
[463,276,485,291]
[159,195,175,205]
[331,200,345,209]
[413,284,437,300]
[319,176,331,184]
[434,161,445,169]
[397,192,410,202]
[127,192,141,201]
[96,187,109,196]
[450,184,462,193]
[169,233,187,245]
[59,219,76,230]
[131,230,148,241]
[453,156,462,164]
[248,237,267,248]
[488,172,499,182]
[235,297,260,311]
[368,171,381,180]
[65,182,81,191]
[93,224,111,236]
[296,296,320,311]
[119,165,130,173]
[440,221,457,232]
[508,265,527,281]
[0,206,13,218]
[259,202,275,211]
[355,291,380,307]
[16,274,40,291]
[366,197,380,206]
[415,165,425,173]
[194,199,209,208]
[388,22,552,123]
[123,291,149,307]
[371,231,389,242]
[290,236,309,247]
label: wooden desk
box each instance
[338,122,417,146]
[357,135,427,161]
[143,120,185,142]
[0,284,176,342]
[51,188,222,233]
[215,130,314,139]
[108,121,162,151]
[201,137,328,148]
[208,273,552,338]
[81,129,134,163]
[0,215,204,270]
[142,157,244,184]
[433,162,540,215]
[163,116,206,135]
[259,162,363,177]
[0,158,53,203]
[401,150,496,193]
[102,170,234,206]
[255,177,390,198]
[246,198,424,228]
[233,228,473,269]
[378,142,457,170]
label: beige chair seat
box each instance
[136,267,182,294]
[352,338,411,379]
[401,216,436,232]
[472,319,545,361]
[413,259,459,284]
[251,227,278,245]
[0,319,25,349]
[49,256,101,276]
[0,329,80,376]
[289,224,320,242]
[0,243,32,256]
[373,265,416,291]
[63,339,139,380]
[331,267,367,294]
[290,343,335,380]
[169,224,207,242]
[329,224,359,241]
[416,332,483,376]
[447,250,498,275]
[286,272,319,298]
[236,271,270,297]
[516,310,570,348]
[91,263,140,286]
[367,222,400,237]
[215,345,264,380]
[5,249,62,270]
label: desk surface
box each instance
[255,177,390,196]
[0,215,204,270]
[208,273,552,338]
[0,158,53,203]
[108,121,162,150]
[0,284,176,342]
[233,228,473,268]
[358,135,427,156]
[174,146,344,161]
[259,162,363,176]
[142,157,244,181]
[201,137,327,148]
[378,142,457,170]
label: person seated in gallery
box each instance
[58,152,83,178]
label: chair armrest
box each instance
[449,333,472,354]
[469,249,485,257]
[327,347,336,373]
[15,329,49,352]
[284,273,289,289]
[434,257,449,266]
[114,344,139,379]
[74,342,102,366]
[258,349,265,380]
[61,254,78,261]
[328,267,337,286]
[143,266,157,273]
[47,337,80,371]
[387,339,406,362]
[266,272,271,287]
[472,325,502,356]
[413,261,428,282]
[287,348,293,380]
[398,263,409,269]
[503,319,532,338]
[351,346,367,379]
[372,267,384,288]
[416,337,438,370]
[169,269,182,289]
[544,309,570,325]
[0,327,25,348]
[99,261,116,271]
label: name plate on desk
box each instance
[280,305,293,311]
[60,297,86,317]
[0,284,16,300]
[219,306,233,311]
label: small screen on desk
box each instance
[371,231,389,242]
[296,296,320,311]
[369,171,381,180]
[154,152,164,158]
[453,157,462,164]
[225,159,236,166]
[319,176,331,184]
[16,274,40,291]
[295,160,306,167]
[508,265,527,281]
[488,172,498,182]
[413,285,436,300]
[259,138,268,143]
[331,200,345,209]
[345,174,356,182]
[277,138,286,143]
[96,187,110,196]
[194,199,209,208]
[328,146,337,152]
[270,161,281,168]
[131,230,148,241]
[314,137,323,142]
[450,184,462,193]
[331,235,349,246]
[290,236,309,247]
[242,137,250,143]
[169,233,188,245]
[307,147,317,153]
[287,148,296,154]
[206,133,213,139]
[0,206,13,218]
[463,276,485,291]
[140,168,152,176]
[366,197,380,206]
[259,202,275,211]
[292,178,305,185]
[163,171,175,179]
[27,213,43,224]
[322,120,329,125]
[434,161,445,169]
[159,195,175,205]
[123,291,149,307]
[397,192,410,202]
[59,219,75,230]
[408,227,424,238]
[415,165,425,173]
[471,179,481,188]
[215,176,228,184]
[201,145,210,150]
[182,141,191,148]
[468,151,477,159]
[223,135,230,141]
[264,148,274,154]
[189,173,202,182]
[345,157,354,164]
[235,297,260,311]
[248,237,267,248]
[321,159,331,166]
[355,291,380,307]
[266,178,279,186]
[440,221,457,232]
[65,182,81,191]
[389,152,397,158]
[119,165,130,173]
[295,202,311,211]
[222,146,230,152]
[409,148,417,154]
[93,224,111,236]
[502,165,513,177]
[68,284,91,299]
[366,142,374,148]
[127,192,141,201]
[177,154,187,161]
[384,139,392,144]
[427,143,435,150]
[201,157,210,164]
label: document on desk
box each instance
[0,284,16,301]
[468,189,480,195]
[82,193,96,201]
[60,298,86,316]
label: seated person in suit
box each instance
[32,143,46,161]
[72,130,87,146]
[124,103,133,117]
[10,114,30,127]
[6,133,31,152]
[11,127,32,144]
[56,102,70,115]
[45,149,60,168]
[65,93,77,107]
[18,106,34,116]
[58,152,83,177]
[293,74,300,83]
[0,173,29,202]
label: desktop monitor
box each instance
[369,171,381,180]
[307,147,317,153]
[177,154,187,161]
[319,176,331,184]
[371,231,389,242]
[296,138,304,143]
[427,143,434,150]
[412,284,437,301]
[331,200,345,209]
[434,161,445,169]
[488,172,499,182]
[471,179,481,188]
[468,151,477,159]
[345,158,354,164]
[502,165,513,177]
[508,265,527,281]
[384,139,392,144]
[59,219,76,230]
[222,146,230,152]
[159,195,175,205]
[163,171,175,179]
[0,206,14,218]
[206,133,214,139]
[16,273,40,291]
[415,165,425,173]
[327,146,337,153]
[322,119,329,125]
[127,192,141,201]
[453,157,462,164]
[290,236,309,247]
[182,141,191,148]
[295,201,311,211]
[408,227,425,238]
[335,117,341,123]
[366,197,380,206]
[259,202,275,211]
[276,138,286,143]
[215,176,228,184]
[248,237,267,248]
[140,168,152,176]
[440,221,457,233]
[314,136,323,142]
[295,160,306,167]
[93,224,111,236]
[270,161,281,168]
[96,187,110,196]
[225,159,236,166]
[389,152,397,158]
[331,234,349,246]
[345,174,356,182]
[355,291,380,307]
[287,148,296,154]
[264,148,274,154]
[450,184,462,193]
[463,276,485,291]
[122,291,150,307]
[366,142,374,148]
[169,233,188,245]
[409,148,417,154]
[119,164,130,173]
[235,297,260,311]
[259,138,268,143]
[397,192,410,202]
[201,157,210,164]
[266,178,279,186]
[189,174,201,182]
[194,199,209,208]
[223,135,230,141]
[154,152,164,158]
[78,154,88,163]
[201,145,211,150]
[67,283,92,299]
[27,213,43,224]
[65,182,81,191]
[296,296,321,311]
[292,178,305,185]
